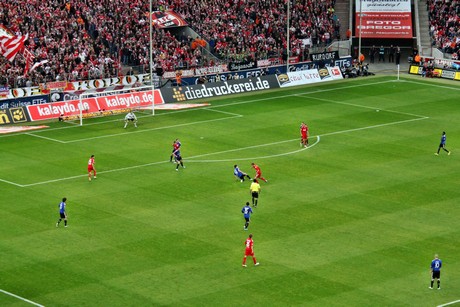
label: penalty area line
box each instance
[187,136,320,163]
[437,300,460,307]
[0,289,45,307]
[0,178,24,187]
[9,114,428,187]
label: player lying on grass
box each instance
[234,164,251,182]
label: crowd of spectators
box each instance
[427,0,460,59]
[172,0,340,63]
[0,0,340,89]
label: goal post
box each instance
[78,85,155,126]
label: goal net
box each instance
[77,85,155,126]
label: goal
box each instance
[77,85,155,126]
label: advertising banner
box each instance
[455,72,460,81]
[0,95,49,110]
[27,90,164,121]
[355,0,412,38]
[228,61,257,71]
[180,57,353,85]
[0,86,8,98]
[195,64,229,76]
[2,74,152,99]
[408,65,460,81]
[277,70,322,87]
[309,51,339,62]
[321,67,345,81]
[160,75,280,103]
[0,107,32,125]
[277,67,343,88]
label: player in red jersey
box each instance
[300,122,309,147]
[242,233,259,267]
[251,162,267,183]
[88,154,97,181]
[169,139,181,162]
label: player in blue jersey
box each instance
[173,148,185,171]
[241,202,253,230]
[234,165,251,182]
[56,197,68,228]
[435,131,451,155]
[430,254,442,289]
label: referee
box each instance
[249,179,261,207]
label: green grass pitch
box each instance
[1,76,460,306]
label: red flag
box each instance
[0,33,28,61]
[22,48,35,76]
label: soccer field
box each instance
[1,76,460,307]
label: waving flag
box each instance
[22,47,35,76]
[0,33,28,61]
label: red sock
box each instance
[242,258,247,265]
[93,170,97,176]
[253,257,257,264]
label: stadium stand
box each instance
[426,0,460,59]
[0,0,340,88]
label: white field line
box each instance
[187,138,306,160]
[1,78,457,141]
[0,105,221,138]
[24,132,66,143]
[20,109,241,144]
[203,108,243,116]
[0,289,45,307]
[0,178,24,187]
[437,300,460,307]
[404,79,460,91]
[8,112,427,187]
[17,136,313,187]
[0,78,431,186]
[205,79,399,110]
[187,136,320,163]
[321,117,427,137]
[63,114,242,143]
[297,95,429,119]
[0,79,398,141]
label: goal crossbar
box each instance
[78,85,155,126]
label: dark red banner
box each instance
[356,12,412,38]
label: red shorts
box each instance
[301,134,307,140]
[254,172,261,178]
[88,166,94,172]
[245,249,254,257]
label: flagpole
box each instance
[286,0,290,73]
[149,0,155,115]
[358,0,362,60]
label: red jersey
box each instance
[88,157,95,171]
[300,125,308,137]
[244,237,254,256]
[252,164,261,173]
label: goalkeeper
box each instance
[124,111,138,128]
